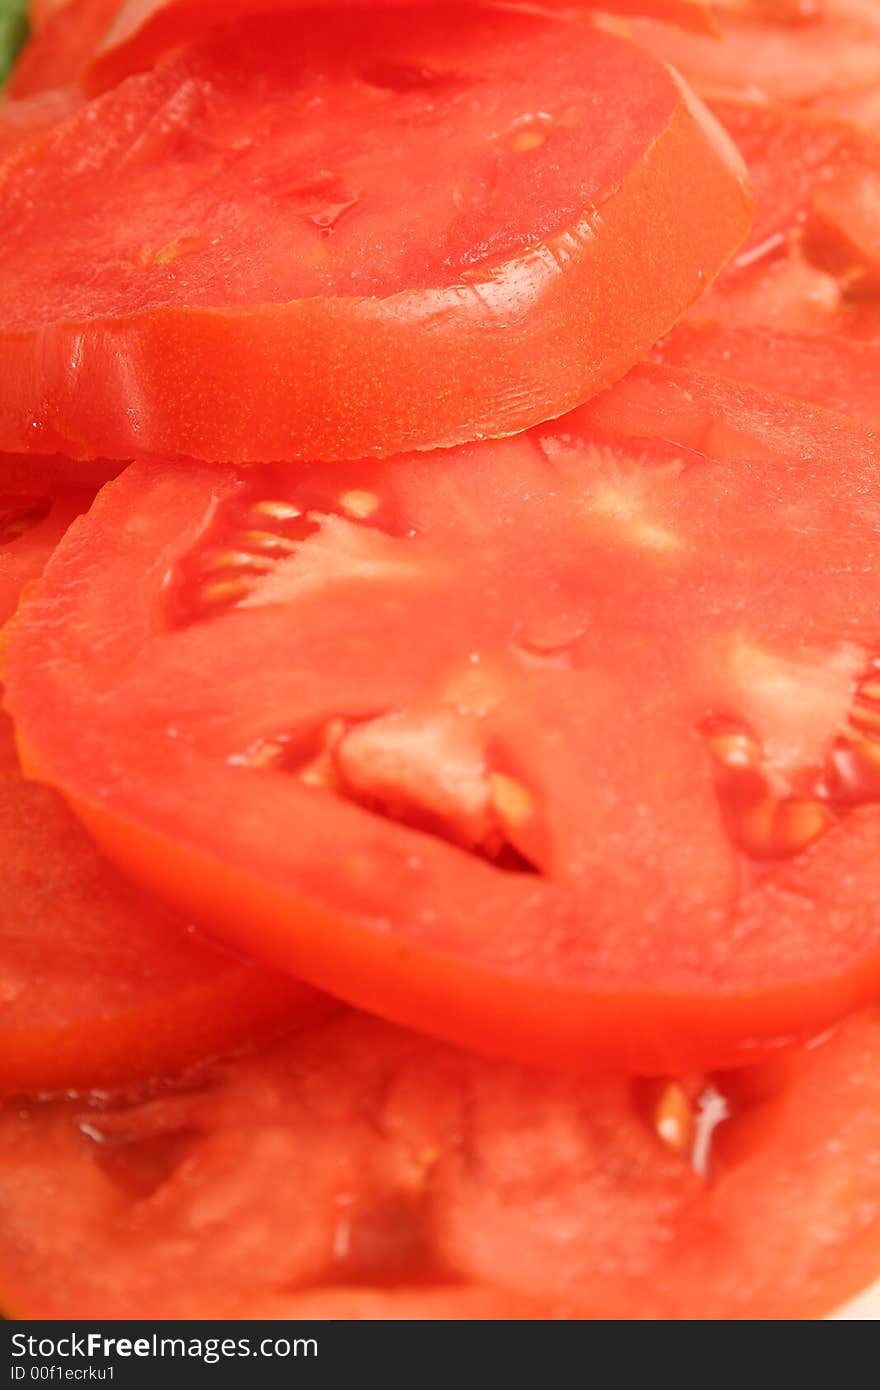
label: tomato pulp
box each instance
[0,457,321,1092]
[626,0,880,108]
[0,86,80,169]
[82,0,718,96]
[0,454,118,625]
[653,323,880,428]
[6,376,880,1074]
[0,1006,878,1318]
[0,7,752,464]
[0,713,323,1093]
[692,99,880,336]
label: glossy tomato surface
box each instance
[0,7,752,464]
[0,1007,878,1318]
[6,376,880,1074]
[83,0,717,95]
[0,456,321,1092]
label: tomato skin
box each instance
[229,1288,550,1320]
[0,720,324,1094]
[0,13,753,464]
[83,0,718,96]
[0,1007,878,1320]
[73,797,880,1078]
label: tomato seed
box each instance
[250,500,303,524]
[340,490,379,520]
[654,1083,695,1158]
[197,549,276,576]
[488,773,533,829]
[198,577,256,609]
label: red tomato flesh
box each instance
[83,0,718,97]
[691,99,880,336]
[0,457,322,1092]
[7,0,121,99]
[653,323,880,429]
[0,8,752,464]
[625,0,880,107]
[6,380,880,1075]
[0,88,80,170]
[0,454,118,625]
[0,1007,878,1319]
[0,712,323,1093]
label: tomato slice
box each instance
[0,7,752,465]
[653,323,880,428]
[582,354,880,464]
[0,1006,877,1319]
[83,0,718,97]
[0,456,322,1093]
[11,0,718,102]
[6,378,880,1075]
[7,0,120,98]
[625,0,880,106]
[0,454,118,624]
[691,99,880,336]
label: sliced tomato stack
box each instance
[0,0,879,1323]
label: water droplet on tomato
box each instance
[339,490,379,520]
[360,61,459,94]
[507,111,554,154]
[512,619,586,669]
[304,192,360,238]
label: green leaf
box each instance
[0,0,29,90]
